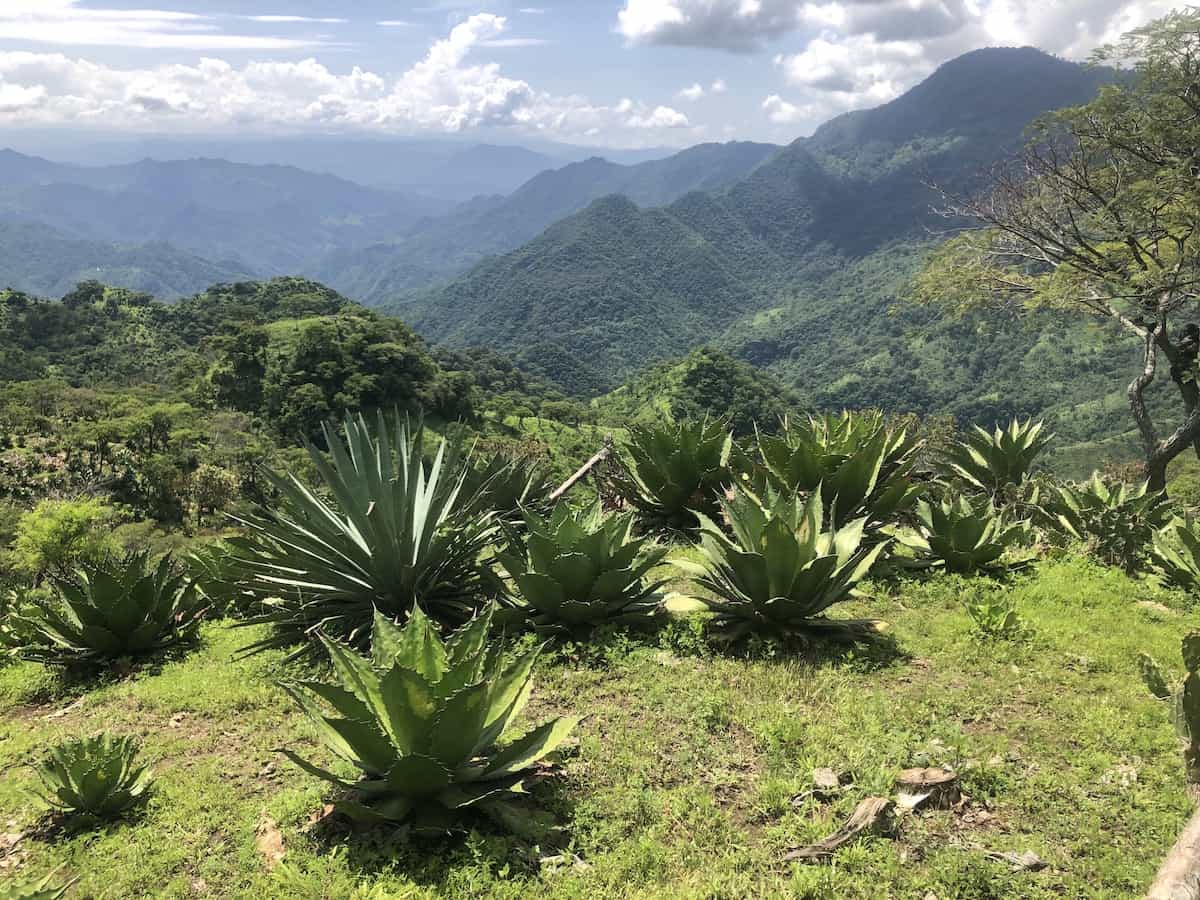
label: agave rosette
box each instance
[898,494,1033,573]
[675,487,887,639]
[279,605,576,831]
[2,553,205,665]
[33,734,153,823]
[230,412,497,654]
[937,417,1054,496]
[495,502,667,633]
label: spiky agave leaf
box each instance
[278,605,576,831]
[937,418,1054,496]
[229,412,497,655]
[749,411,924,532]
[674,486,887,640]
[1151,519,1200,593]
[1,553,206,666]
[0,867,77,900]
[494,501,668,633]
[610,419,733,534]
[897,493,1033,574]
[460,448,555,524]
[31,734,153,823]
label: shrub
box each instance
[964,593,1027,640]
[1045,474,1172,573]
[279,606,576,831]
[2,552,206,666]
[611,419,732,534]
[7,498,118,582]
[675,487,887,640]
[749,411,923,531]
[230,413,496,655]
[495,502,667,633]
[32,734,153,823]
[937,418,1054,495]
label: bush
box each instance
[32,734,153,824]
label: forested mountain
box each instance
[0,153,447,276]
[313,141,778,301]
[0,222,254,299]
[400,47,1125,459]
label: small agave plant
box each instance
[937,418,1054,496]
[1151,520,1200,593]
[674,487,887,640]
[898,494,1033,574]
[749,411,924,531]
[2,553,206,665]
[611,419,733,533]
[1140,632,1200,783]
[279,606,576,832]
[495,502,667,633]
[32,734,153,824]
[460,449,555,524]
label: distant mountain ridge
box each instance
[0,221,255,299]
[400,47,1117,398]
[313,141,779,301]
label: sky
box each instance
[0,0,1183,150]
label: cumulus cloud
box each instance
[711,78,728,93]
[678,82,705,100]
[618,0,802,52]
[762,93,802,123]
[0,14,694,146]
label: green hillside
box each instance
[315,141,779,301]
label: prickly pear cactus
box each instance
[1140,631,1200,783]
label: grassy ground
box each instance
[0,553,1196,898]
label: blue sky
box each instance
[0,1,1179,149]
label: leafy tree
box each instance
[916,10,1200,490]
[7,499,118,581]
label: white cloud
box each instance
[0,14,694,147]
[0,1,335,50]
[519,7,549,13]
[678,82,705,100]
[241,16,348,25]
[711,78,727,93]
[378,21,416,28]
[762,93,802,123]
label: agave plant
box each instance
[674,487,887,640]
[897,494,1033,574]
[611,419,732,533]
[937,418,1054,496]
[494,502,667,633]
[1046,474,1172,573]
[32,734,153,823]
[230,413,497,654]
[964,593,1027,640]
[1,553,206,665]
[459,447,554,521]
[0,869,76,900]
[750,412,923,531]
[1151,520,1200,592]
[279,606,576,831]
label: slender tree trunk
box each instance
[1130,330,1164,488]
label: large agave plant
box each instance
[937,418,1054,495]
[279,606,576,831]
[461,449,555,524]
[1046,474,1172,573]
[750,412,923,531]
[675,488,887,640]
[897,494,1033,574]
[32,734,153,823]
[495,502,667,633]
[611,419,732,533]
[1151,520,1200,592]
[1,553,206,665]
[231,413,497,654]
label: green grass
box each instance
[0,554,1195,898]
